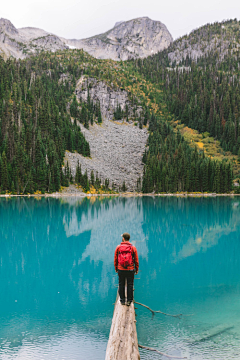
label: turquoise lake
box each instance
[0,196,240,359]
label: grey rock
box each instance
[0,16,173,61]
[58,184,86,195]
[75,76,142,120]
[167,21,240,65]
[0,18,68,59]
[63,17,173,60]
[114,21,124,28]
[65,77,148,191]
[65,118,148,192]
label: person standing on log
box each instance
[114,233,139,306]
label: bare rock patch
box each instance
[65,119,148,191]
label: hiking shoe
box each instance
[120,300,125,305]
[126,301,132,306]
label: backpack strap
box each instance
[131,245,135,260]
[118,243,132,254]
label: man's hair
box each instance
[122,232,130,241]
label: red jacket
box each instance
[114,241,139,272]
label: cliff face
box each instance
[75,76,142,120]
[64,17,173,60]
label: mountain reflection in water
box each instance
[0,196,239,360]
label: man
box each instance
[114,232,139,306]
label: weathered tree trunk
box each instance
[105,287,140,360]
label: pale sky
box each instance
[1,0,240,40]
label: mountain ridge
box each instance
[130,18,240,185]
[63,17,173,60]
[0,17,68,59]
[0,18,238,194]
[0,17,172,60]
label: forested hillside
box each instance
[127,19,240,191]
[0,56,90,194]
[0,19,238,195]
[142,117,232,193]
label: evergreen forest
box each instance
[0,56,90,194]
[1,20,240,194]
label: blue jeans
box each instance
[118,270,134,302]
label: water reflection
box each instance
[62,197,148,264]
[137,197,240,360]
[0,196,239,359]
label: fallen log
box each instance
[138,344,187,359]
[106,287,189,359]
[105,290,140,360]
[189,324,234,344]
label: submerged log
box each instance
[105,291,140,360]
[189,324,234,344]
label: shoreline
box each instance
[0,192,239,198]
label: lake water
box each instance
[0,196,240,360]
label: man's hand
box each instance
[115,269,118,273]
[135,271,138,275]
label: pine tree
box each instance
[98,107,102,123]
[1,151,9,191]
[214,162,221,193]
[122,181,127,192]
[90,170,95,186]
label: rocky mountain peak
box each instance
[0,19,68,59]
[0,18,18,36]
[114,21,124,28]
[18,27,49,41]
[0,16,173,61]
[64,16,173,60]
[167,19,240,66]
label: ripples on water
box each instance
[0,196,240,359]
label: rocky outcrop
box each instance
[167,37,231,65]
[64,77,148,192]
[0,17,173,60]
[0,18,24,59]
[18,27,49,40]
[63,17,173,60]
[75,76,142,120]
[29,34,67,53]
[0,18,67,59]
[167,20,240,65]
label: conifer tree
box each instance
[1,152,9,191]
[98,107,102,123]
